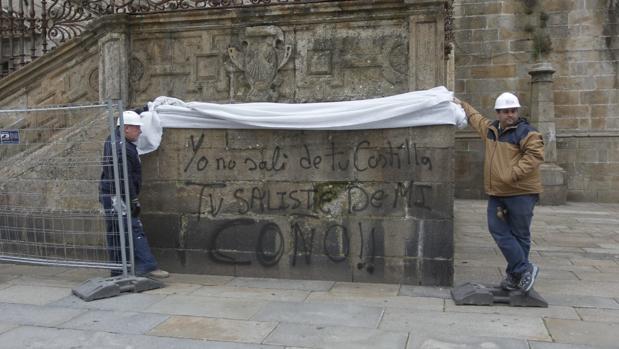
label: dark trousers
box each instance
[101,195,158,276]
[487,194,538,277]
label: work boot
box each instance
[517,263,539,292]
[499,273,519,291]
[147,269,169,279]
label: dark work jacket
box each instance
[462,102,544,196]
[99,128,142,201]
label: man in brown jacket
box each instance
[455,92,544,292]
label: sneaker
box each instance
[517,263,539,292]
[500,273,519,291]
[147,269,169,279]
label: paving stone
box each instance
[0,302,85,326]
[165,273,234,285]
[573,271,619,282]
[150,315,277,343]
[0,326,283,349]
[398,285,451,299]
[575,308,619,323]
[306,292,444,311]
[264,322,408,349]
[228,277,334,291]
[146,294,267,319]
[143,282,203,295]
[444,300,579,320]
[545,318,619,347]
[530,269,579,281]
[594,266,619,273]
[0,285,70,305]
[543,294,619,309]
[0,274,19,285]
[252,301,383,328]
[50,293,167,312]
[529,341,615,349]
[379,309,551,340]
[570,258,618,267]
[60,309,169,334]
[329,282,400,297]
[534,280,619,298]
[407,334,528,349]
[190,285,309,302]
[0,323,15,335]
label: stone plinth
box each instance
[141,126,455,286]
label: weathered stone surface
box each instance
[0,285,70,305]
[61,310,169,334]
[145,294,267,319]
[149,316,277,343]
[264,323,408,349]
[379,309,551,340]
[545,318,619,347]
[0,326,279,349]
[407,334,528,349]
[0,303,85,327]
[252,301,383,328]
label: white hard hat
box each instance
[117,111,143,127]
[494,92,521,109]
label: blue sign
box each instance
[0,130,19,144]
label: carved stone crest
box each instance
[228,26,292,101]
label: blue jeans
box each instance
[101,195,158,276]
[487,194,538,277]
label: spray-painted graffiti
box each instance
[183,134,433,174]
[178,132,438,272]
[205,216,380,273]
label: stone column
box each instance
[405,0,446,90]
[529,62,567,205]
[97,15,130,105]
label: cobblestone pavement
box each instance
[0,199,618,348]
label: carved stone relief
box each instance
[228,26,292,102]
[88,68,99,94]
[34,53,98,105]
[128,56,151,105]
[295,24,408,101]
[381,39,408,85]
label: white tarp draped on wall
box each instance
[137,86,466,154]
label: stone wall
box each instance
[0,1,455,285]
[453,0,619,202]
[128,1,454,285]
[140,126,454,285]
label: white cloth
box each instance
[137,86,466,154]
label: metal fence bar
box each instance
[107,100,130,277]
[0,101,131,273]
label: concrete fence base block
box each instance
[72,276,163,302]
[451,282,548,307]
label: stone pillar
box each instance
[529,62,567,205]
[98,15,130,105]
[406,0,446,90]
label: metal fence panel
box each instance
[0,102,130,272]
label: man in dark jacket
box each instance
[100,110,168,278]
[455,92,544,292]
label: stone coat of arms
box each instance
[228,26,292,101]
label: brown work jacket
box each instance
[462,102,544,196]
